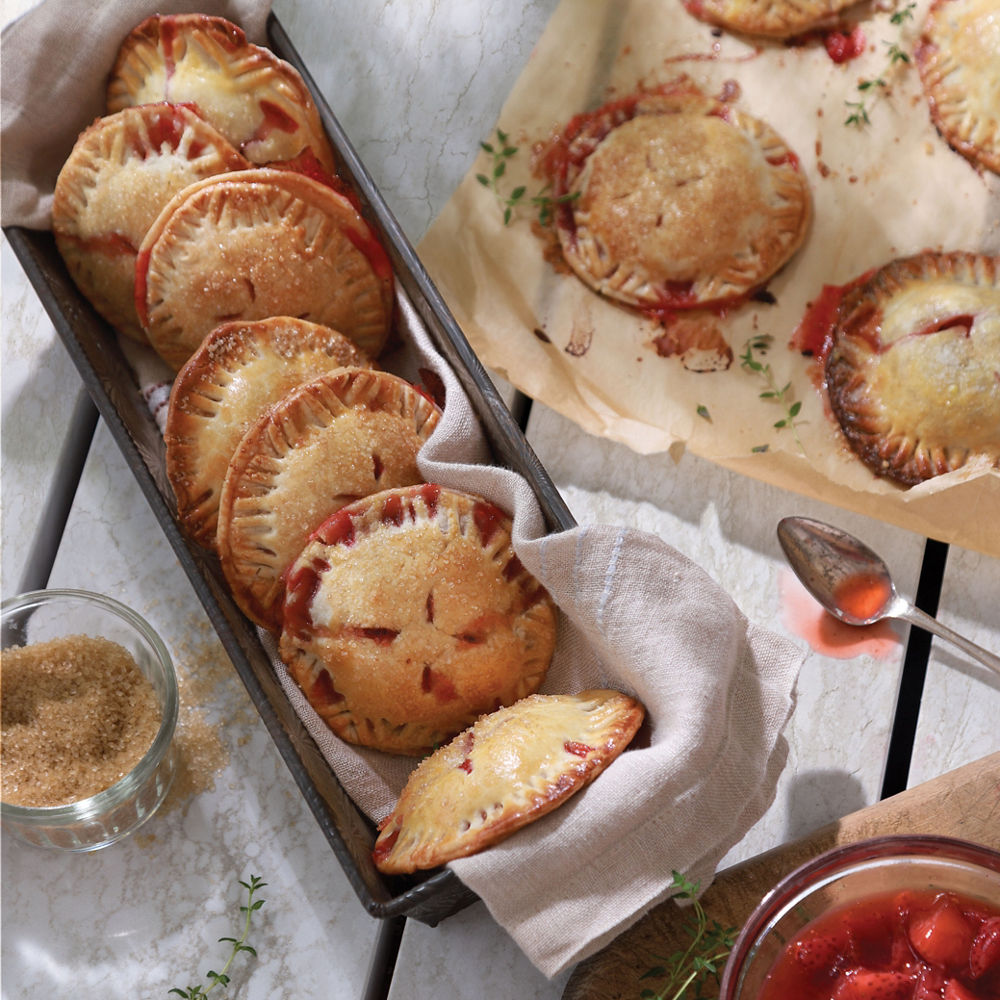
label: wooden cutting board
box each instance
[563,752,1000,1000]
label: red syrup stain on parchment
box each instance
[778,568,902,660]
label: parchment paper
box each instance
[419,0,1000,558]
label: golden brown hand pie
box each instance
[106,13,337,174]
[217,369,440,630]
[539,83,810,312]
[136,167,394,369]
[372,689,645,874]
[825,251,1000,485]
[51,103,248,342]
[165,316,371,549]
[917,0,1000,176]
[680,0,861,38]
[278,484,557,756]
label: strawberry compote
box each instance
[758,889,1000,1000]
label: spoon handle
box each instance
[899,604,1000,677]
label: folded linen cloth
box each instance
[2,0,805,977]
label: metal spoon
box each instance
[777,515,1000,676]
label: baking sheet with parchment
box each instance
[418,0,1000,558]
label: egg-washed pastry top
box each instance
[825,251,1000,485]
[106,12,337,174]
[536,80,811,313]
[279,484,558,756]
[372,689,645,874]
[51,103,248,343]
[165,316,370,550]
[680,0,862,38]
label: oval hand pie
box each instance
[279,484,557,756]
[165,316,371,549]
[51,103,248,342]
[917,0,1000,176]
[136,167,394,369]
[106,13,337,174]
[681,0,862,38]
[372,689,645,874]
[540,85,810,312]
[217,368,440,630]
[825,251,1000,485]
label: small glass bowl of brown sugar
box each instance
[1,589,178,851]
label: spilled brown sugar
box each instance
[1,635,161,807]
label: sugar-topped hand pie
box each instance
[825,251,1000,485]
[680,0,862,38]
[107,13,337,174]
[279,485,557,755]
[136,167,394,369]
[165,316,371,549]
[52,103,248,342]
[537,82,810,312]
[372,689,645,874]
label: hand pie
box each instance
[372,690,645,874]
[217,369,440,630]
[136,167,394,369]
[165,316,370,549]
[51,103,248,342]
[279,485,557,756]
[825,251,1000,485]
[680,0,861,38]
[107,13,337,175]
[539,84,810,312]
[917,0,1000,176]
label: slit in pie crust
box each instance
[106,13,337,175]
[136,167,394,370]
[278,484,558,756]
[372,689,645,874]
[216,368,441,630]
[680,0,863,38]
[51,103,248,343]
[825,251,1000,485]
[916,0,1000,176]
[165,316,371,550]
[538,83,811,312]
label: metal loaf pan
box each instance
[5,12,575,925]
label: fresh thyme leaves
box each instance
[696,404,711,422]
[476,128,579,226]
[639,871,737,1000]
[739,334,804,453]
[169,875,267,999]
[844,3,916,127]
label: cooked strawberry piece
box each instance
[969,917,1000,979]
[910,896,976,971]
[942,978,979,1000]
[832,968,916,1000]
[913,965,948,1000]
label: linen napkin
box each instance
[2,0,805,977]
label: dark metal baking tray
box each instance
[4,11,575,925]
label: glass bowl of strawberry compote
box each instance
[719,835,1000,1000]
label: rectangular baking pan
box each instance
[4,12,576,925]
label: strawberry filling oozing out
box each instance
[757,889,1000,1000]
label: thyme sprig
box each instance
[169,874,267,998]
[844,3,916,127]
[739,334,805,453]
[639,871,737,1000]
[476,128,579,226]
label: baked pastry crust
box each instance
[51,103,248,342]
[546,87,810,311]
[917,0,1000,176]
[136,167,394,369]
[372,689,645,874]
[165,316,370,549]
[106,13,337,174]
[681,0,860,38]
[279,484,557,755]
[825,251,1000,485]
[217,369,440,630]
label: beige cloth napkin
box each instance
[2,0,805,977]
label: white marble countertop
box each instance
[2,2,998,999]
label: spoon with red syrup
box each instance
[777,516,1000,675]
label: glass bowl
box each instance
[1,588,178,851]
[719,834,1000,1000]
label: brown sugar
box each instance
[1,635,161,807]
